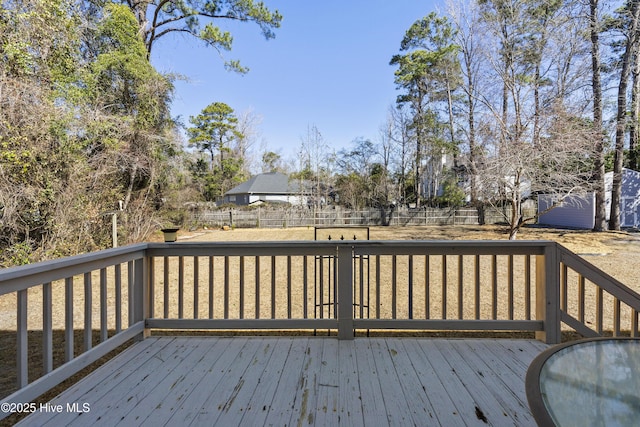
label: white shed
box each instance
[537,168,640,229]
[605,168,640,228]
[537,193,596,229]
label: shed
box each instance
[537,168,640,229]
[222,172,308,206]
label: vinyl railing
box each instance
[1,240,639,419]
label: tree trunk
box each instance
[631,50,640,171]
[610,0,640,230]
[591,0,607,231]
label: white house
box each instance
[222,172,308,206]
[538,168,640,229]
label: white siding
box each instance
[537,194,595,229]
[605,168,640,227]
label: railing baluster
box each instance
[508,255,514,320]
[65,277,74,362]
[178,256,184,319]
[392,255,397,320]
[425,255,430,319]
[442,255,447,320]
[84,272,92,351]
[458,255,463,320]
[359,254,365,319]
[408,255,413,320]
[194,256,199,319]
[561,263,568,312]
[225,256,230,319]
[578,274,585,324]
[375,255,381,319]
[525,255,531,320]
[100,268,108,342]
[491,255,497,320]
[164,257,169,319]
[17,288,28,388]
[596,287,603,334]
[115,264,122,333]
[287,256,292,319]
[148,257,154,319]
[613,298,621,337]
[128,260,134,327]
[240,256,245,319]
[43,281,53,374]
[316,255,323,319]
[474,255,480,320]
[256,256,261,319]
[632,309,639,337]
[209,256,214,319]
[271,256,276,319]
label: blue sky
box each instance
[151,1,441,161]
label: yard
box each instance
[175,224,640,287]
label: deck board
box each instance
[18,336,548,427]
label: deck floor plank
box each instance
[189,339,266,425]
[121,337,223,425]
[87,338,205,427]
[415,339,491,427]
[17,337,547,427]
[336,340,364,426]
[433,339,529,426]
[211,337,284,426]
[310,337,340,426]
[352,340,389,426]
[455,340,534,410]
[368,338,416,426]
[34,337,165,427]
[399,339,466,427]
[273,337,325,427]
[162,337,251,426]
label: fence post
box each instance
[337,244,354,339]
[535,243,561,344]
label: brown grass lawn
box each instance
[1,224,639,424]
[177,224,640,286]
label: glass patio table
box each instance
[526,338,640,426]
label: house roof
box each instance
[225,172,304,196]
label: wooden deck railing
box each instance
[1,239,639,418]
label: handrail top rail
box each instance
[1,239,559,278]
[0,244,148,296]
[556,243,640,310]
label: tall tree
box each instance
[391,12,461,207]
[449,0,485,220]
[122,0,282,72]
[188,102,242,170]
[591,0,608,231]
[609,0,640,230]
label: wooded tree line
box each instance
[0,0,280,265]
[331,0,640,239]
[2,0,640,265]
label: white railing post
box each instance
[133,256,150,339]
[535,243,561,344]
[337,244,354,340]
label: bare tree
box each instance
[477,108,598,239]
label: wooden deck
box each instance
[18,337,548,427]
